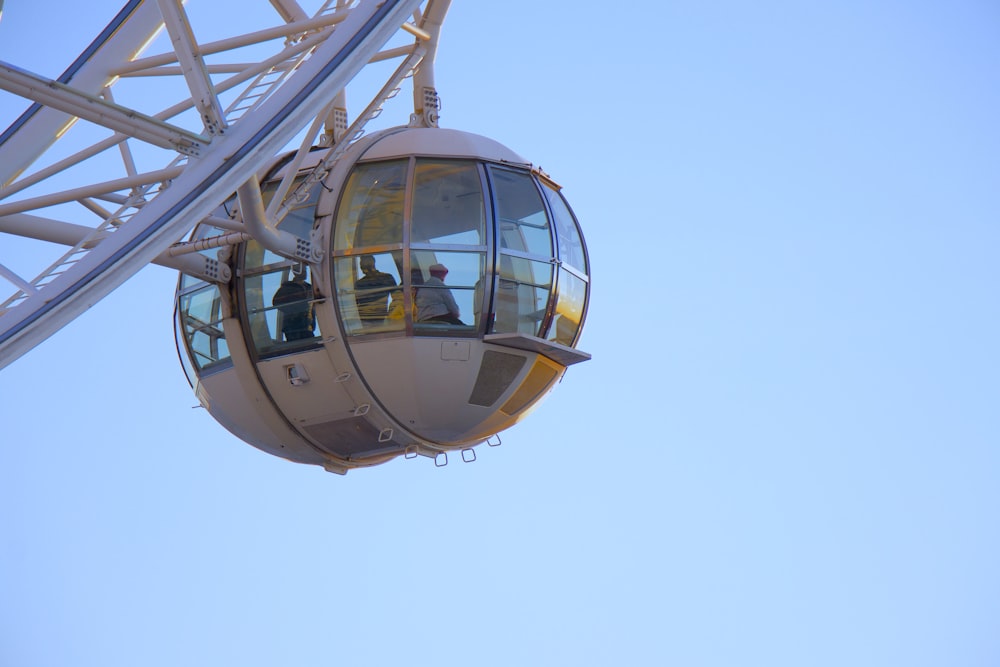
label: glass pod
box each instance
[175,127,590,473]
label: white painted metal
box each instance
[154,0,228,136]
[0,0,442,369]
[0,212,230,283]
[411,0,449,127]
[0,167,185,217]
[0,63,207,155]
[0,0,590,475]
[238,175,302,259]
[0,0,164,186]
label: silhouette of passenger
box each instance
[416,263,463,325]
[354,255,397,325]
[273,269,316,341]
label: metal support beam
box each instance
[0,0,164,187]
[113,12,351,76]
[411,0,450,128]
[0,212,231,283]
[0,0,424,369]
[0,167,185,218]
[0,63,207,155]
[269,0,310,24]
[237,175,310,261]
[155,0,229,136]
[0,213,108,247]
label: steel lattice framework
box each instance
[0,0,450,369]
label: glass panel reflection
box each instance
[411,160,485,246]
[333,160,407,252]
[490,167,553,259]
[542,184,587,274]
[493,256,553,337]
[411,250,484,332]
[246,264,321,354]
[547,268,586,347]
[335,253,404,336]
[178,284,230,369]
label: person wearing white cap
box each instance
[416,263,463,325]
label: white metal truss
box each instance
[0,0,451,369]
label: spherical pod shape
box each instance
[174,127,590,473]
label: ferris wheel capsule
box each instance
[174,126,591,473]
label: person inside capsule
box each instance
[415,263,463,325]
[272,267,316,341]
[354,254,397,326]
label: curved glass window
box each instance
[174,308,199,387]
[329,157,584,344]
[542,183,588,275]
[540,182,588,346]
[334,252,404,336]
[487,166,555,337]
[547,268,587,347]
[412,250,483,332]
[333,160,406,252]
[245,263,321,355]
[240,178,322,356]
[491,167,553,258]
[177,283,229,371]
[333,158,487,338]
[175,223,233,375]
[411,160,486,246]
[494,256,553,336]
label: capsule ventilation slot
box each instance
[468,350,526,407]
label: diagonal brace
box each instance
[0,62,207,156]
[155,0,228,136]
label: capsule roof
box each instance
[360,127,529,164]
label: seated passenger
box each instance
[416,263,464,325]
[354,255,397,325]
[273,270,316,341]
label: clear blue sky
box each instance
[2,1,999,665]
